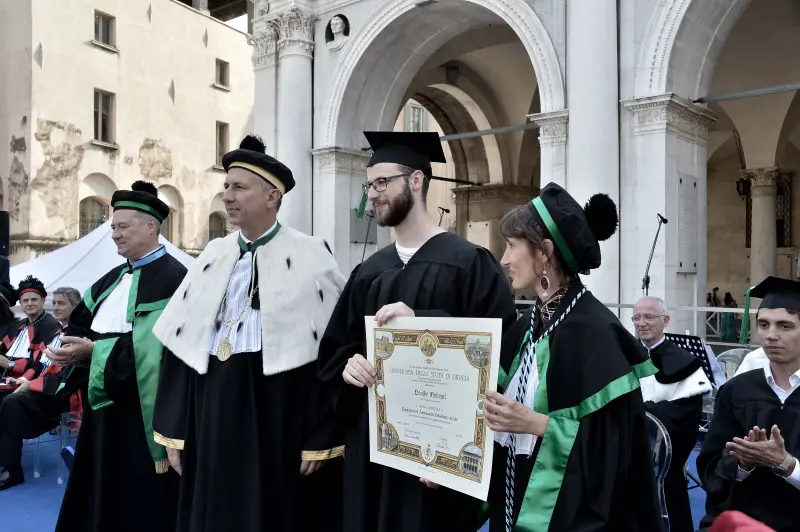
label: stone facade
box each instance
[0,0,253,262]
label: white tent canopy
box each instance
[10,221,195,306]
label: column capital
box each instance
[276,8,315,59]
[622,94,718,144]
[251,21,279,70]
[527,109,568,147]
[742,167,779,197]
[312,146,369,172]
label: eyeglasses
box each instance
[361,173,411,194]
[631,314,665,323]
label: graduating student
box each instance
[698,276,800,532]
[633,296,711,532]
[0,276,61,398]
[151,135,347,532]
[317,131,518,532]
[483,183,663,531]
[50,182,187,532]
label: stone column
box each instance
[275,8,315,234]
[312,147,371,274]
[566,0,620,306]
[251,17,279,154]
[527,110,568,189]
[745,167,779,287]
[621,94,717,334]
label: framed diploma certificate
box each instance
[365,316,502,501]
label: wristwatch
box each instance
[772,452,795,476]
[7,361,15,369]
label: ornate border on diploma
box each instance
[371,328,492,482]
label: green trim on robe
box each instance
[88,337,119,410]
[126,269,142,323]
[131,298,171,471]
[514,358,658,531]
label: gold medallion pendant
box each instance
[217,338,233,362]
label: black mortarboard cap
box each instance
[750,276,800,310]
[112,181,171,222]
[222,135,295,194]
[364,131,447,170]
[528,183,619,273]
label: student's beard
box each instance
[375,184,414,227]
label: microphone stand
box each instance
[437,207,447,227]
[642,215,666,296]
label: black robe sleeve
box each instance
[696,381,744,526]
[318,265,369,429]
[301,362,344,460]
[153,350,193,450]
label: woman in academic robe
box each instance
[483,183,663,531]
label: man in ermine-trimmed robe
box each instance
[50,181,187,532]
[152,134,347,532]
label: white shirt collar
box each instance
[763,363,800,390]
[642,335,667,351]
[240,220,278,244]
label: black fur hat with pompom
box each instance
[111,180,170,222]
[221,134,295,194]
[528,182,618,272]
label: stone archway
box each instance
[635,0,755,99]
[322,0,565,148]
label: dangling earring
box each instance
[540,266,551,300]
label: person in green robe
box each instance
[483,183,663,531]
[47,181,187,532]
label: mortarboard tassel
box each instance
[356,189,368,219]
[739,286,753,344]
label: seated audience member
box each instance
[0,276,61,398]
[698,276,800,532]
[0,285,80,491]
[634,296,712,532]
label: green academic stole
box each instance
[493,335,658,531]
[84,261,172,473]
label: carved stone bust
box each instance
[325,14,350,51]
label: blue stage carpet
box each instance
[3,442,708,531]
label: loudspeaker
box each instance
[0,211,9,257]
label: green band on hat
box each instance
[113,200,165,222]
[531,197,579,272]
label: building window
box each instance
[79,197,109,237]
[215,59,230,88]
[161,209,177,243]
[746,172,792,248]
[94,90,115,144]
[94,11,115,47]
[208,212,227,241]
[404,103,427,132]
[216,121,229,166]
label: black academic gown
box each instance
[697,369,800,532]
[55,253,187,532]
[644,340,705,532]
[487,282,663,532]
[152,252,344,532]
[0,312,61,396]
[318,232,518,532]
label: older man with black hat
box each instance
[481,182,662,531]
[49,181,187,532]
[698,276,800,532]
[151,135,346,532]
[317,131,518,532]
[0,276,61,397]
